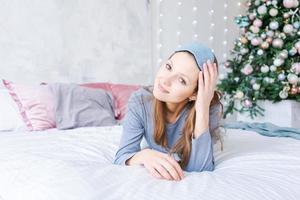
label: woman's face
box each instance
[153,52,199,103]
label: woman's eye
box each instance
[179,77,186,85]
[165,64,172,70]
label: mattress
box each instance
[0,126,299,200]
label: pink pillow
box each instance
[3,80,56,131]
[81,83,141,120]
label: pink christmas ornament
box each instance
[251,38,262,46]
[249,13,256,20]
[283,0,295,8]
[266,37,273,43]
[241,64,254,75]
[290,86,298,95]
[243,99,253,108]
[292,63,300,74]
[295,41,300,49]
[253,19,263,27]
[261,42,270,49]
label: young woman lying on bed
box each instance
[114,42,223,181]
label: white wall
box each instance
[0,0,152,85]
[0,0,245,86]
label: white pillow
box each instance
[0,88,26,131]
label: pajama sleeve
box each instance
[113,92,145,165]
[184,104,221,172]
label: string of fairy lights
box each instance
[155,0,243,66]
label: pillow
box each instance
[81,83,141,120]
[50,83,117,129]
[2,80,56,131]
[0,85,26,131]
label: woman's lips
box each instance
[158,83,169,93]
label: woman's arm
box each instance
[113,94,145,165]
[185,104,220,172]
[184,60,219,172]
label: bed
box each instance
[0,126,299,200]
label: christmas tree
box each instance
[217,0,300,119]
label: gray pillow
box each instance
[50,83,117,129]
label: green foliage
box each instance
[217,0,300,119]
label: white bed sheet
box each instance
[0,126,299,200]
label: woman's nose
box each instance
[163,75,174,86]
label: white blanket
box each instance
[0,126,299,200]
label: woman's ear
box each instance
[188,94,197,101]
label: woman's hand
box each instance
[126,148,184,181]
[193,60,218,138]
[195,60,218,113]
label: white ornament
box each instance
[293,22,300,29]
[269,21,279,30]
[269,8,278,16]
[241,48,249,55]
[263,77,270,83]
[234,77,240,82]
[279,90,288,99]
[272,38,284,48]
[235,90,244,99]
[273,58,284,66]
[254,0,261,6]
[266,30,274,37]
[270,65,277,71]
[257,49,264,55]
[289,47,298,55]
[272,0,278,5]
[261,33,267,39]
[283,13,290,18]
[253,83,261,90]
[261,65,270,73]
[287,73,298,84]
[279,50,289,59]
[257,5,267,15]
[283,24,294,34]
[250,26,260,34]
[278,73,286,80]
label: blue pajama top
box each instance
[113,87,220,172]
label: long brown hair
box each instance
[150,53,223,169]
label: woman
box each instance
[113,42,223,181]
